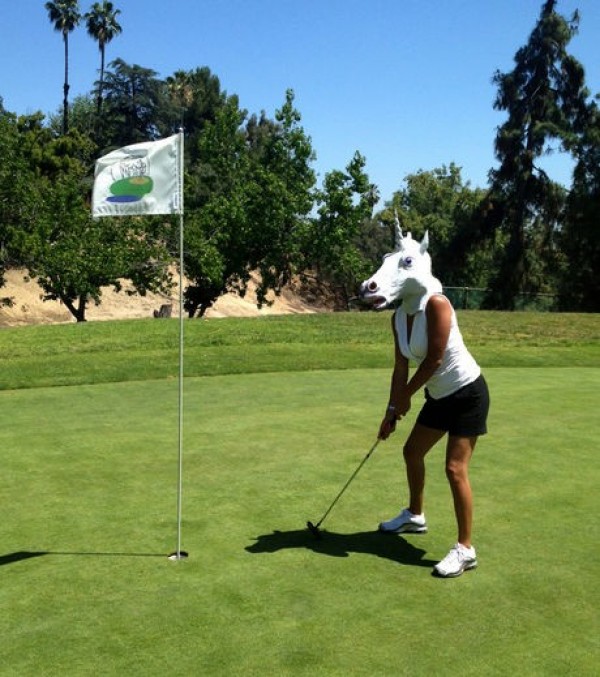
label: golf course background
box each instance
[1,311,598,675]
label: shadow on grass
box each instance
[246,529,436,568]
[0,550,166,566]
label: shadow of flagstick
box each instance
[0,550,167,566]
[0,551,48,566]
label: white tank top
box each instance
[394,294,480,399]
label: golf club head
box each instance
[306,521,322,540]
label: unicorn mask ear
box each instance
[419,230,429,254]
[394,210,403,250]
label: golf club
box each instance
[307,438,380,539]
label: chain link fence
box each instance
[443,286,558,311]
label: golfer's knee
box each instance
[445,459,467,484]
[403,441,423,464]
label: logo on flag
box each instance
[92,134,182,217]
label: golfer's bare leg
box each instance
[446,435,478,547]
[403,423,445,515]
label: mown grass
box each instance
[1,311,599,675]
[1,310,599,390]
[1,366,598,675]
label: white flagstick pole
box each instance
[170,129,188,561]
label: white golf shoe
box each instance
[378,508,427,534]
[433,543,477,578]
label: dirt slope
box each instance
[0,269,333,327]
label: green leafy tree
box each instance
[183,96,250,316]
[0,112,89,278]
[14,172,171,322]
[85,1,122,118]
[183,90,317,316]
[351,184,391,281]
[17,113,97,181]
[165,69,194,133]
[48,93,97,137]
[101,58,168,146]
[308,151,376,302]
[165,67,227,162]
[389,164,465,249]
[485,0,589,308]
[45,0,81,135]
[558,98,600,310]
[3,113,170,322]
[21,181,168,322]
[355,215,392,271]
[384,164,491,288]
[245,89,317,302]
[0,108,34,305]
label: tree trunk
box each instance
[62,295,87,322]
[62,34,70,135]
[97,45,105,117]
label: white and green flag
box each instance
[92,133,183,217]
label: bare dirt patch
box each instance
[0,269,336,327]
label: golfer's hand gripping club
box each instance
[378,406,398,440]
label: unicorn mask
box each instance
[359,217,442,314]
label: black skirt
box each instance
[416,374,490,437]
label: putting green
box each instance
[1,367,598,674]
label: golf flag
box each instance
[92,133,183,217]
[92,131,188,560]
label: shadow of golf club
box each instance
[246,529,437,568]
[0,550,166,566]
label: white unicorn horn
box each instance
[420,230,430,253]
[394,210,403,250]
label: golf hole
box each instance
[167,551,189,560]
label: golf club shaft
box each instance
[316,439,380,528]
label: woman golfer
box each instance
[360,228,490,578]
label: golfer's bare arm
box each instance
[390,295,452,416]
[388,319,409,407]
[378,319,408,439]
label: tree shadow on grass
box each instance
[0,550,166,566]
[246,529,437,568]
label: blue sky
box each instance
[1,0,599,204]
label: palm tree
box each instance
[166,70,194,129]
[85,2,122,118]
[45,1,81,135]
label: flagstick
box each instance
[170,130,188,561]
[177,209,186,557]
[90,132,187,561]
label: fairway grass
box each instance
[1,310,599,390]
[1,366,598,675]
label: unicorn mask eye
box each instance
[401,256,414,268]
